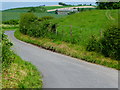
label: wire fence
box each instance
[46,24,103,46]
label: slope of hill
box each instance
[55,9,118,46]
[2,6,67,21]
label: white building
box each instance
[56,8,78,15]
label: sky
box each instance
[1,0,97,10]
[1,0,96,2]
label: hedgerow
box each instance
[19,13,56,37]
[2,19,19,25]
[2,33,14,68]
[87,25,120,60]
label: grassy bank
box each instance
[14,30,119,70]
[2,54,43,88]
[53,9,118,46]
[2,33,43,88]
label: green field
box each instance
[2,6,68,21]
[2,5,96,21]
[2,12,66,21]
[53,9,118,46]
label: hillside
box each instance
[2,5,95,21]
[55,9,118,46]
[2,6,67,21]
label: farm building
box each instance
[56,8,78,15]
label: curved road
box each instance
[5,31,118,88]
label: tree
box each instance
[58,2,72,6]
[58,2,66,6]
[28,7,46,13]
[96,0,120,9]
[19,13,37,35]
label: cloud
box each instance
[2,0,96,2]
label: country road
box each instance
[5,31,118,88]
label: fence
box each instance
[45,24,103,46]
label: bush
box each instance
[86,35,102,52]
[68,11,76,15]
[28,6,46,13]
[87,25,120,60]
[38,16,54,21]
[19,13,38,35]
[2,33,14,68]
[96,2,120,9]
[101,25,120,60]
[19,13,56,38]
[2,20,19,25]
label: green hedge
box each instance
[19,13,56,37]
[87,25,120,60]
[2,19,19,25]
[2,33,14,68]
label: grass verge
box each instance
[2,33,43,88]
[14,30,119,70]
[2,53,43,88]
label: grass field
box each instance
[52,9,118,46]
[2,5,96,21]
[2,12,65,21]
[2,6,71,21]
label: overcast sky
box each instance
[1,0,96,2]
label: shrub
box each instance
[19,13,56,38]
[86,35,102,52]
[87,25,120,60]
[96,2,120,9]
[28,6,46,13]
[68,11,76,15]
[19,13,38,35]
[101,25,120,60]
[2,33,14,68]
[2,19,19,25]
[38,16,54,21]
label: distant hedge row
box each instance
[96,2,120,9]
[19,13,56,38]
[2,19,19,25]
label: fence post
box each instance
[62,29,64,36]
[70,25,72,38]
[100,29,103,38]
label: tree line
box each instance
[96,1,120,9]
